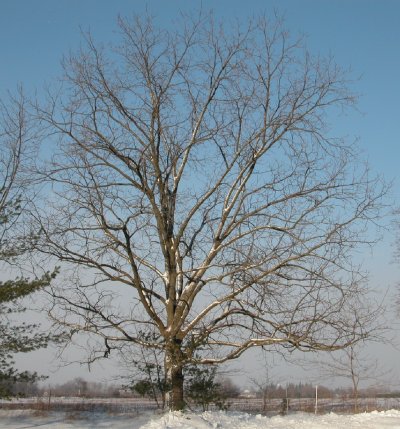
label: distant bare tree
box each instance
[395,209,400,314]
[31,13,385,410]
[122,333,168,409]
[316,343,389,413]
[251,368,277,413]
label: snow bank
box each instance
[141,410,400,429]
[1,409,400,428]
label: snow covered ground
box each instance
[2,409,400,429]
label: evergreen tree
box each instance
[185,365,227,411]
[0,92,59,397]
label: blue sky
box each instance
[2,0,400,385]
[1,0,399,197]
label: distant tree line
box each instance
[250,382,392,400]
[5,376,395,405]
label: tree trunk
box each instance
[165,339,185,411]
[166,363,184,411]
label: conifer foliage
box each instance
[0,92,57,397]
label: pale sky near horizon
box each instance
[1,0,400,389]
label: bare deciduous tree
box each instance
[395,209,400,314]
[121,334,168,409]
[250,366,278,413]
[315,343,389,413]
[31,14,384,410]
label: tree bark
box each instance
[165,339,185,411]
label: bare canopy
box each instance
[32,14,383,409]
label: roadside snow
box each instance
[1,409,400,428]
[142,410,400,429]
[0,410,150,428]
